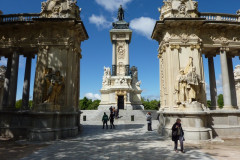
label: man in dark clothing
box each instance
[109,106,113,114]
[102,112,109,129]
[109,113,115,129]
[172,118,185,153]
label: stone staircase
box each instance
[81,109,159,122]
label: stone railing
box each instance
[0,13,40,23]
[200,12,240,22]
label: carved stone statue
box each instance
[46,71,64,104]
[175,69,187,104]
[186,66,201,103]
[102,67,111,87]
[175,57,203,105]
[118,5,124,21]
[42,68,64,104]
[42,67,53,102]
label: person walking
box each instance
[172,118,185,153]
[112,107,116,117]
[102,112,109,129]
[146,112,152,131]
[109,112,115,129]
[109,106,113,114]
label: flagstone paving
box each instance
[21,120,215,160]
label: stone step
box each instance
[81,110,159,122]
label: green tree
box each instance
[15,99,22,109]
[0,10,3,15]
[79,97,100,110]
[217,94,224,109]
[207,100,211,108]
[141,97,160,110]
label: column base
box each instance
[222,106,238,110]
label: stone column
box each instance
[22,56,32,110]
[220,48,232,108]
[7,51,19,109]
[208,56,217,109]
[112,40,116,76]
[2,57,12,107]
[227,56,237,107]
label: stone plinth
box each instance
[0,110,80,141]
[158,111,212,141]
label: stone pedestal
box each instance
[158,111,212,140]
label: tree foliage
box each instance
[217,94,224,109]
[79,97,100,110]
[207,100,211,108]
[141,97,160,110]
[0,10,3,15]
[15,99,33,109]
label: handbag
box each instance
[172,130,177,136]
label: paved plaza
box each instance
[0,119,240,160]
[19,120,215,160]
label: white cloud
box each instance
[130,17,156,39]
[144,95,160,101]
[85,93,101,100]
[95,0,133,12]
[89,14,111,29]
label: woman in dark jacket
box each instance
[172,118,185,153]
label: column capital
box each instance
[190,44,201,50]
[220,47,229,52]
[170,44,180,50]
[205,54,215,58]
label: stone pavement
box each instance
[21,120,215,160]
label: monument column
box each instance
[22,56,33,110]
[7,50,19,109]
[112,40,116,76]
[207,56,217,109]
[227,56,237,107]
[220,48,233,108]
[2,56,12,107]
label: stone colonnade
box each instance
[207,48,239,109]
[0,52,33,110]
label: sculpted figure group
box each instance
[42,67,64,104]
[175,57,203,105]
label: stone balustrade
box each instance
[200,12,240,22]
[0,13,40,23]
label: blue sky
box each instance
[0,0,239,101]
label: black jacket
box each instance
[171,123,184,141]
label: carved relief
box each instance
[117,42,125,59]
[41,67,64,105]
[40,0,81,19]
[159,0,199,20]
[234,65,240,89]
